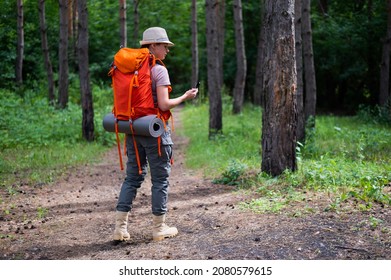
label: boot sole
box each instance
[152,232,178,241]
[113,233,130,241]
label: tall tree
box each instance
[39,0,55,104]
[232,0,247,114]
[191,0,199,88]
[69,0,78,72]
[366,0,377,105]
[317,0,328,14]
[132,0,140,46]
[217,0,226,89]
[379,0,391,107]
[16,0,24,87]
[58,0,69,108]
[302,0,316,125]
[206,0,223,138]
[119,0,127,47]
[254,0,265,107]
[77,0,94,141]
[261,0,297,176]
[295,0,305,143]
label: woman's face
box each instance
[150,43,170,60]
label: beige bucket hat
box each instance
[139,27,174,46]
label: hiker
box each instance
[113,27,198,242]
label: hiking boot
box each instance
[113,211,130,241]
[152,214,178,241]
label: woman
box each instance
[113,27,198,242]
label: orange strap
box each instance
[115,122,124,170]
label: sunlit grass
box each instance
[179,103,262,177]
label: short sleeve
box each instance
[151,64,171,88]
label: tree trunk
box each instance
[132,0,140,46]
[58,0,69,109]
[69,0,77,72]
[16,0,24,87]
[302,0,316,124]
[366,0,377,105]
[254,0,265,107]
[295,0,305,143]
[39,0,55,104]
[206,0,223,138]
[261,0,297,176]
[119,0,127,48]
[317,0,328,15]
[379,0,391,107]
[77,0,94,141]
[191,0,199,88]
[232,0,247,114]
[217,0,226,89]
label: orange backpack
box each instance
[108,47,172,172]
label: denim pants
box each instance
[116,130,173,215]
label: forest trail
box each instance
[1,107,390,260]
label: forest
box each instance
[1,0,391,191]
[1,0,391,263]
[2,0,391,112]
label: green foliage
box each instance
[312,0,387,112]
[0,0,389,113]
[356,104,391,125]
[0,87,115,187]
[37,207,49,220]
[181,103,391,214]
[212,159,248,186]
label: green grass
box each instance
[180,103,391,213]
[0,86,115,190]
[180,103,262,176]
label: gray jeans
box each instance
[116,130,173,215]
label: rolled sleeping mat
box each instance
[102,113,165,137]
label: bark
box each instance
[69,0,77,71]
[206,0,223,138]
[261,0,297,176]
[302,0,316,124]
[295,0,305,143]
[68,0,74,38]
[379,0,391,107]
[58,0,69,108]
[16,0,24,87]
[132,0,140,46]
[191,0,199,88]
[254,0,265,107]
[77,0,94,141]
[232,0,247,114]
[217,0,226,89]
[39,0,55,104]
[119,0,127,47]
[366,0,377,105]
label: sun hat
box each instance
[139,27,174,46]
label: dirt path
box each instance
[1,108,390,260]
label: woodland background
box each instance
[1,2,391,260]
[2,0,391,112]
[1,0,391,178]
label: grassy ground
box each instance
[180,103,391,213]
[1,88,390,213]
